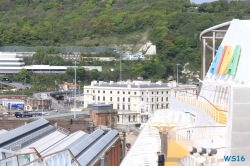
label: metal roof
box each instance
[77,130,119,165]
[41,131,87,155]
[0,119,49,147]
[69,129,104,157]
[87,104,113,110]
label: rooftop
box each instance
[87,104,113,110]
[89,80,171,89]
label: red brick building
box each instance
[24,99,52,111]
[87,104,118,129]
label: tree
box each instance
[16,69,30,83]
[76,67,85,81]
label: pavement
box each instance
[31,111,89,119]
[0,81,32,89]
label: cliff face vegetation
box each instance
[1,0,250,83]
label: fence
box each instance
[0,46,116,53]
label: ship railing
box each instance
[175,126,226,141]
[0,151,37,166]
[179,147,228,166]
[22,148,80,166]
[174,92,227,124]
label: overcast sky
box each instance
[190,0,217,4]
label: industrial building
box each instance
[0,118,122,166]
[0,52,102,74]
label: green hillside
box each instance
[1,0,250,84]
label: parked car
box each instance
[43,112,49,116]
[31,113,39,117]
[15,112,23,118]
[23,112,32,118]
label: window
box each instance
[128,98,130,102]
[142,98,144,101]
[152,104,154,110]
[118,91,120,94]
[162,97,163,102]
[98,96,100,101]
[117,97,119,101]
[162,91,163,94]
[123,105,125,110]
[134,92,136,95]
[152,92,154,94]
[128,105,130,110]
[166,97,168,101]
[117,104,119,109]
[110,97,112,101]
[152,98,153,102]
[157,104,159,109]
[157,98,158,102]
[133,115,135,121]
[103,91,105,93]
[123,91,125,94]
[128,92,130,94]
[110,91,112,94]
[93,96,95,100]
[142,92,144,95]
[87,90,89,93]
[123,97,125,102]
[157,91,158,94]
[166,91,168,94]
[93,90,95,93]
[103,97,105,101]
[98,90,100,93]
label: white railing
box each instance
[180,154,224,166]
[176,126,227,141]
[174,94,227,124]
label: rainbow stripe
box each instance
[209,45,241,76]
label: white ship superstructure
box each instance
[121,19,250,166]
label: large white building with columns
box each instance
[84,80,197,124]
[84,80,171,111]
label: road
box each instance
[0,81,32,89]
[31,111,89,119]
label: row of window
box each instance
[93,96,168,102]
[87,90,169,95]
[116,103,168,111]
[142,97,168,102]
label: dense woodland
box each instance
[1,0,250,89]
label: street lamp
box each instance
[176,64,180,85]
[74,61,76,119]
[78,80,81,108]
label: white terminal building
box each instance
[0,52,102,73]
[84,80,197,124]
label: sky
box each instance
[190,0,217,4]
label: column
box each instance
[202,38,206,80]
[160,132,168,156]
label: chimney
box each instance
[99,81,104,85]
[110,81,114,85]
